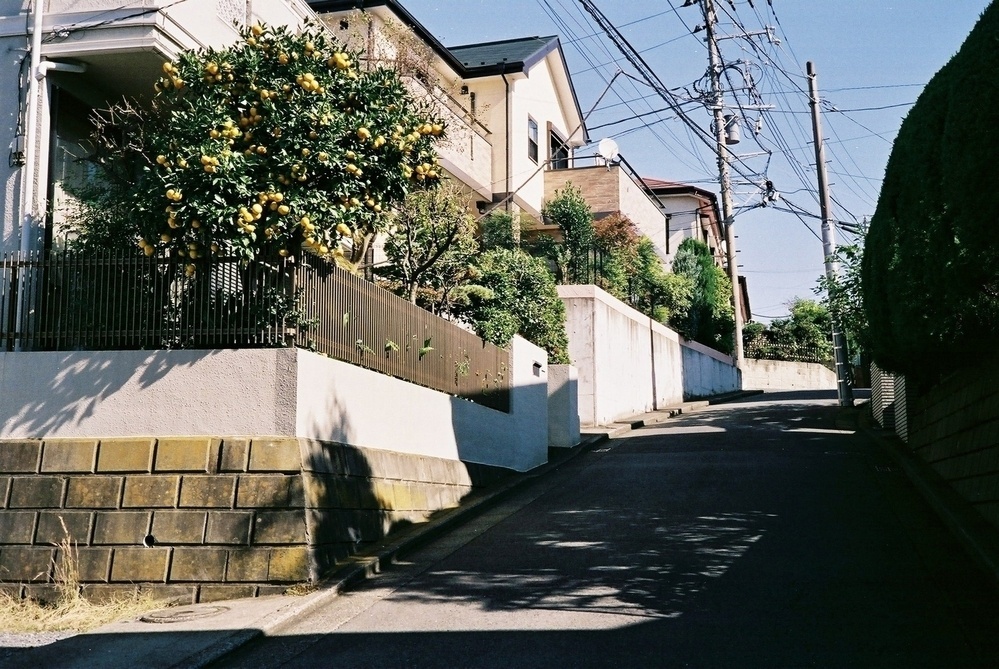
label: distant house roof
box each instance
[449,35,561,76]
[308,1,554,77]
[643,178,718,204]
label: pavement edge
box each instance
[177,389,763,668]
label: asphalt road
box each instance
[215,391,999,668]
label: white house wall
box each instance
[511,60,573,214]
[479,55,576,217]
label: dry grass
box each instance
[0,523,156,633]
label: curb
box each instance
[177,433,611,669]
[857,404,999,591]
[179,391,758,667]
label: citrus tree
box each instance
[88,22,443,273]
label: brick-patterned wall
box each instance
[0,437,507,604]
[908,355,999,529]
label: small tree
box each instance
[458,249,569,364]
[480,211,518,251]
[81,22,442,272]
[381,180,478,312]
[744,298,833,363]
[536,183,594,284]
[634,238,692,325]
[671,238,734,353]
[816,231,868,359]
[590,212,638,299]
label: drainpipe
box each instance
[19,5,87,259]
[16,1,86,350]
[19,0,45,258]
[502,73,511,214]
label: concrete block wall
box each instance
[0,436,507,603]
[907,355,999,530]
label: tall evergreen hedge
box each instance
[862,2,999,379]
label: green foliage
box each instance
[80,22,442,272]
[634,238,692,324]
[743,298,833,363]
[538,183,594,284]
[670,237,734,354]
[381,180,478,313]
[863,4,999,377]
[816,229,868,357]
[458,249,569,364]
[480,211,518,250]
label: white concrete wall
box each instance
[0,336,551,472]
[559,284,741,425]
[741,359,836,391]
[680,337,741,398]
[547,364,580,448]
[296,336,549,472]
[0,349,299,438]
[559,284,685,426]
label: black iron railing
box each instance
[0,251,510,412]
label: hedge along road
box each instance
[215,391,999,668]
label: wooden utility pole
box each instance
[807,61,853,407]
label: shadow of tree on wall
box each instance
[0,350,223,437]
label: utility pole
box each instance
[807,61,853,407]
[701,0,744,367]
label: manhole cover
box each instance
[140,605,230,624]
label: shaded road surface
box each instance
[216,391,999,668]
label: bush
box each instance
[862,4,999,378]
[459,249,569,364]
[670,238,734,354]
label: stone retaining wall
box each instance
[907,354,999,529]
[0,437,506,603]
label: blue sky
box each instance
[403,0,991,321]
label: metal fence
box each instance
[294,253,510,411]
[0,250,510,412]
[743,333,832,365]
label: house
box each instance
[643,178,751,324]
[643,179,725,267]
[0,0,317,256]
[541,155,669,262]
[307,0,588,227]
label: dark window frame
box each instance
[549,124,570,170]
[527,116,539,164]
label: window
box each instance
[527,117,538,163]
[550,128,570,170]
[48,89,100,249]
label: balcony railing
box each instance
[403,75,492,192]
[0,251,510,412]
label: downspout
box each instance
[15,2,86,350]
[19,0,45,258]
[502,73,511,214]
